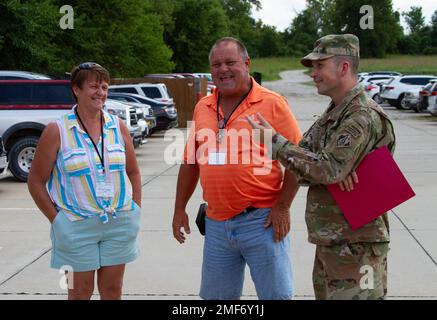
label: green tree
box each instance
[257,25,282,57]
[219,0,260,57]
[0,0,174,77]
[50,0,174,77]
[431,10,437,49]
[147,0,176,41]
[402,6,425,34]
[329,0,403,57]
[283,7,319,56]
[0,0,59,73]
[398,6,436,54]
[306,0,336,35]
[165,0,229,72]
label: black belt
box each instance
[240,206,257,214]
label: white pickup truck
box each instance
[0,80,142,181]
[0,136,8,179]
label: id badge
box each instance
[208,151,226,165]
[96,176,114,198]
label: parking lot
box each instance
[0,70,436,299]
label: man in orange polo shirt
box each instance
[172,37,302,300]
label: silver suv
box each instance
[109,83,174,104]
[380,75,437,109]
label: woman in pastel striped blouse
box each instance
[28,63,142,300]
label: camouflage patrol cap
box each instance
[300,34,360,67]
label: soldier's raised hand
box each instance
[246,113,276,142]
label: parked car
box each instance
[0,80,74,181]
[193,73,212,81]
[172,73,200,78]
[109,83,174,104]
[427,80,437,113]
[0,136,8,179]
[380,75,437,109]
[107,92,178,131]
[104,100,143,148]
[0,80,142,181]
[359,75,393,103]
[193,73,215,94]
[133,103,156,138]
[427,96,437,116]
[367,71,402,76]
[404,88,421,111]
[107,98,154,141]
[416,80,437,113]
[358,71,402,82]
[0,70,51,80]
[171,73,213,99]
[144,73,185,79]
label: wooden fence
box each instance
[111,77,208,128]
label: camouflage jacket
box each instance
[272,85,396,246]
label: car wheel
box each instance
[8,136,39,182]
[373,93,383,104]
[397,94,410,110]
[146,127,154,137]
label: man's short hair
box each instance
[208,37,249,63]
[70,62,110,102]
[333,55,359,75]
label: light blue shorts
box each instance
[50,203,141,272]
[200,208,294,300]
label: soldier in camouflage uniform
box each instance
[248,34,396,299]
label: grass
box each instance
[250,57,303,81]
[359,55,437,75]
[251,55,437,81]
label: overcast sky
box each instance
[251,0,436,32]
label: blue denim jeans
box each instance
[200,208,294,300]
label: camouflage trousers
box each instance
[312,242,389,300]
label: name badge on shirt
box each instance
[96,176,114,198]
[208,152,227,165]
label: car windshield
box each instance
[140,87,161,99]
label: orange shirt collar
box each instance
[206,77,263,109]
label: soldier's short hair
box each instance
[333,56,360,75]
[209,37,250,63]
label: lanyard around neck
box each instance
[216,80,253,129]
[75,108,105,172]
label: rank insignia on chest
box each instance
[336,134,351,148]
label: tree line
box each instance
[282,0,437,58]
[0,0,435,78]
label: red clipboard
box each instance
[327,146,415,230]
